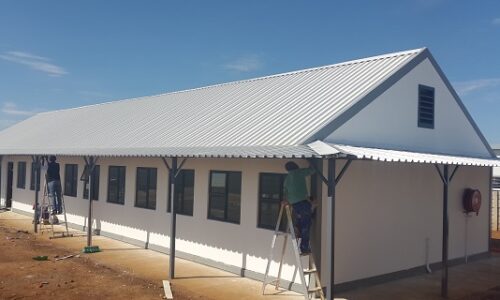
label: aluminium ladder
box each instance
[262,204,325,300]
[38,177,72,239]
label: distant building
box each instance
[0,48,498,297]
[492,147,500,231]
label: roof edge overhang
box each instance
[308,140,500,167]
[0,145,321,160]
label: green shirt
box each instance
[284,168,315,204]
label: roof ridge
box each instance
[37,47,426,115]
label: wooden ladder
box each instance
[262,204,325,300]
[38,177,72,239]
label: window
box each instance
[258,173,287,230]
[17,161,26,189]
[108,166,126,204]
[83,165,100,200]
[493,177,500,190]
[30,162,41,191]
[168,170,195,216]
[64,164,78,197]
[135,167,157,210]
[208,171,241,224]
[418,84,435,129]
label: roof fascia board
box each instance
[303,49,428,144]
[424,50,497,158]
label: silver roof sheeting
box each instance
[309,141,500,167]
[0,48,424,158]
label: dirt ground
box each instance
[1,214,500,300]
[0,224,199,300]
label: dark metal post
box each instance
[441,164,449,298]
[326,158,336,300]
[86,156,95,247]
[0,155,2,209]
[32,156,40,233]
[169,157,178,279]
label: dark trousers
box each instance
[292,200,312,252]
[48,180,62,214]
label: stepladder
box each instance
[37,178,72,239]
[262,204,325,300]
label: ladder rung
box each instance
[303,268,317,274]
[308,286,322,293]
[276,231,289,236]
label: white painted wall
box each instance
[321,160,490,284]
[6,155,490,286]
[326,58,491,158]
[7,155,309,283]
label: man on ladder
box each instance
[283,161,315,254]
[46,155,62,218]
[263,161,324,300]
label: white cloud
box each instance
[454,78,500,96]
[1,102,40,116]
[493,18,500,25]
[0,51,67,77]
[224,55,264,72]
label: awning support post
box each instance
[84,156,98,247]
[168,157,178,279]
[434,164,459,298]
[31,155,41,233]
[325,158,352,300]
[0,155,3,209]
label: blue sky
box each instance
[0,1,499,144]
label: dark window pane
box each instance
[208,171,241,223]
[171,170,194,216]
[17,162,26,189]
[258,173,286,230]
[64,164,78,197]
[30,162,41,191]
[108,166,125,204]
[83,165,100,200]
[135,167,157,210]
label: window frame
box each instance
[107,165,126,205]
[17,161,26,189]
[135,167,157,210]
[167,169,195,216]
[82,165,100,201]
[418,84,435,129]
[257,172,287,230]
[64,164,78,197]
[207,170,242,224]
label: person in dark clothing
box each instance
[283,161,315,254]
[47,155,62,214]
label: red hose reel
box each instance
[463,188,481,216]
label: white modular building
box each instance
[0,48,498,298]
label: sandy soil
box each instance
[0,224,195,300]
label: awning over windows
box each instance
[308,141,500,167]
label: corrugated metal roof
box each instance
[0,48,425,158]
[309,141,500,167]
[0,145,317,159]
